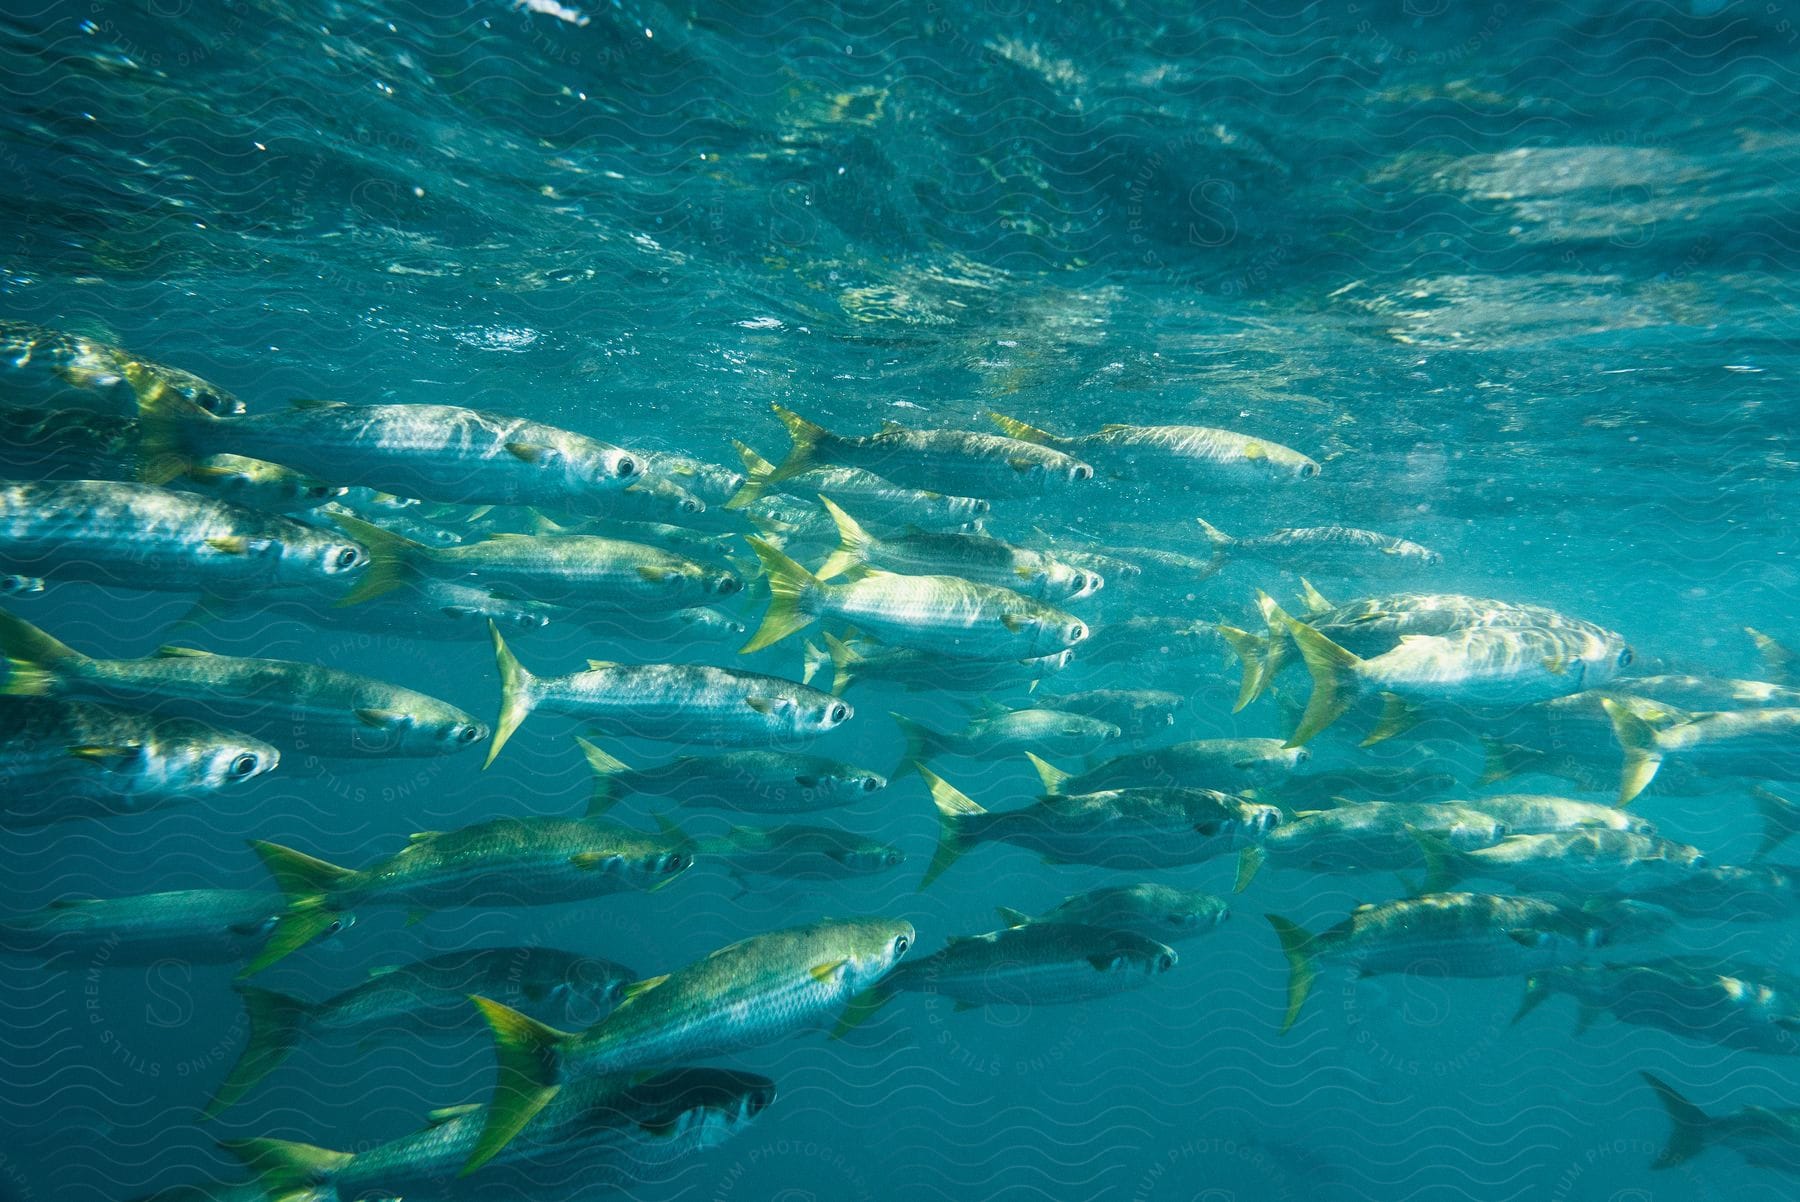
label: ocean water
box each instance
[2,1,1799,1199]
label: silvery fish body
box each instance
[888,923,1176,1009]
[0,888,314,966]
[0,319,245,415]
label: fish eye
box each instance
[228,752,260,778]
[308,485,334,499]
[682,497,703,513]
[972,499,992,514]
[716,575,743,595]
[1292,748,1311,764]
[457,725,483,744]
[334,546,363,570]
[1157,953,1176,972]
[1617,647,1634,669]
[1194,820,1222,837]
[1072,464,1093,481]
[829,703,849,724]
[893,934,910,956]
[862,776,881,792]
[1067,622,1088,643]
[1300,462,1320,478]
[615,455,638,478]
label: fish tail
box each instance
[133,376,214,484]
[1191,517,1232,579]
[330,513,425,606]
[487,621,540,769]
[766,404,827,484]
[830,979,898,1038]
[577,737,630,816]
[1511,975,1553,1026]
[1216,623,1271,713]
[239,840,358,977]
[1233,846,1267,893]
[1640,1072,1713,1169]
[888,713,943,779]
[203,986,316,1118]
[817,495,872,580]
[919,765,984,889]
[739,537,820,654]
[1361,693,1421,747]
[1752,786,1800,859]
[1265,914,1318,1033]
[1024,751,1071,795]
[1600,697,1663,805]
[1282,618,1364,746]
[1296,578,1334,615]
[0,609,84,696]
[1409,828,1462,893]
[800,640,829,687]
[725,440,776,510]
[1477,737,1540,785]
[1745,625,1797,684]
[987,412,1054,445]
[464,996,572,1176]
[218,1137,352,1196]
[822,631,860,695]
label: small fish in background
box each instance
[0,888,349,969]
[486,624,850,765]
[890,704,1120,774]
[988,411,1320,486]
[1231,800,1510,892]
[1071,616,1224,669]
[760,405,1095,499]
[1413,828,1713,898]
[580,740,886,814]
[865,922,1177,1015]
[204,946,636,1116]
[1517,958,1800,1056]
[1601,698,1800,804]
[994,883,1230,944]
[1193,518,1441,577]
[691,821,907,888]
[807,632,1072,697]
[1031,688,1184,740]
[1640,1073,1800,1172]
[0,697,276,826]
[729,442,990,531]
[0,610,488,762]
[0,318,245,416]
[1032,739,1307,796]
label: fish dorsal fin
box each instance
[586,659,617,671]
[288,397,347,410]
[995,905,1031,927]
[154,645,215,658]
[1297,579,1333,615]
[878,419,906,434]
[971,696,1010,720]
[407,831,441,843]
[425,1103,481,1126]
[620,974,670,1003]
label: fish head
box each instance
[143,721,280,796]
[1165,891,1230,933]
[292,533,371,589]
[1448,816,1509,850]
[616,1068,777,1152]
[357,704,489,756]
[838,841,907,873]
[835,917,916,991]
[535,952,637,1026]
[705,568,743,597]
[802,695,854,735]
[196,736,280,792]
[793,764,887,804]
[1088,930,1179,978]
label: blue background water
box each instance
[2,1,1799,1199]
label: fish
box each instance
[1746,627,1799,687]
[810,631,1072,696]
[814,496,1098,601]
[487,623,850,765]
[464,917,914,1171]
[876,923,1176,1013]
[1636,863,1800,924]
[0,888,347,968]
[1031,688,1184,740]
[241,818,694,974]
[891,704,1121,774]
[1194,519,1441,575]
[222,1067,774,1199]
[1450,793,1660,837]
[694,822,907,885]
[1272,763,1458,807]
[921,766,1280,886]
[0,611,488,761]
[1232,800,1510,892]
[1073,616,1224,668]
[989,412,1319,485]
[0,479,369,595]
[1517,959,1800,1056]
[0,697,276,826]
[1415,829,1711,897]
[136,393,644,507]
[762,405,1095,499]
[1604,699,1800,804]
[743,537,1089,660]
[1641,1072,1800,1173]
[1266,892,1671,1032]
[1031,738,1308,796]
[637,449,747,510]
[579,740,886,814]
[207,577,562,642]
[729,443,991,529]
[0,319,245,416]
[205,946,636,1116]
[994,882,1230,944]
[1283,615,1632,745]
[332,513,741,612]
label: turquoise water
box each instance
[3,1,1800,1199]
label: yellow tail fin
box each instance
[1234,846,1266,893]
[817,495,874,580]
[218,1136,352,1196]
[919,765,985,889]
[486,621,540,769]
[0,609,85,697]
[203,986,314,1118]
[578,737,631,816]
[330,513,426,606]
[134,380,215,484]
[766,404,830,485]
[726,440,776,510]
[1216,624,1270,714]
[739,537,821,654]
[1265,915,1318,1033]
[1282,619,1364,746]
[823,631,860,695]
[1601,697,1664,805]
[464,996,572,1175]
[889,713,940,779]
[1024,751,1072,795]
[987,412,1056,445]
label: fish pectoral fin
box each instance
[67,742,140,765]
[569,851,618,871]
[1242,442,1266,460]
[619,973,670,1003]
[1007,457,1036,473]
[1502,929,1550,949]
[745,695,789,715]
[636,565,677,582]
[426,1103,482,1126]
[585,659,617,671]
[355,707,406,729]
[154,644,214,657]
[505,441,547,463]
[1000,614,1027,633]
[810,958,849,983]
[1543,656,1568,675]
[288,397,347,410]
[407,831,441,843]
[205,536,250,554]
